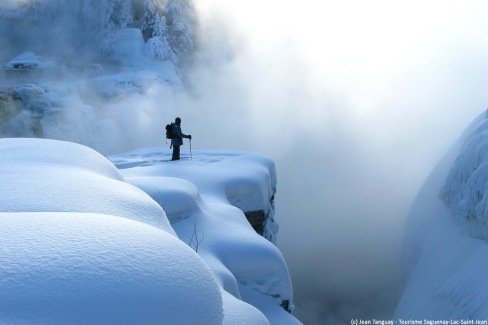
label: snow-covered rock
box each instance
[5,52,54,70]
[110,148,279,241]
[395,111,488,319]
[109,147,301,324]
[0,138,300,324]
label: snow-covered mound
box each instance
[0,213,222,324]
[0,138,173,231]
[0,138,223,324]
[395,111,488,319]
[109,147,301,324]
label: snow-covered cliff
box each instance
[0,138,300,324]
[395,111,488,319]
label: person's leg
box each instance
[172,145,180,160]
[175,145,180,160]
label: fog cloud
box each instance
[188,1,488,323]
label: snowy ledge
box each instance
[0,138,301,325]
[109,147,279,242]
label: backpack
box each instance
[165,123,176,139]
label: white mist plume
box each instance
[189,1,488,323]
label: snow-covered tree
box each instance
[100,0,133,32]
[141,0,196,66]
[145,14,178,63]
[141,0,162,37]
[141,0,175,64]
[164,0,196,66]
[98,0,135,58]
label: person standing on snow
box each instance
[171,117,192,161]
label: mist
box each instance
[3,0,488,323]
[188,1,488,323]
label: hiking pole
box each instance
[190,139,192,159]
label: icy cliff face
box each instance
[395,111,488,319]
[440,112,488,241]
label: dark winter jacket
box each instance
[171,123,190,146]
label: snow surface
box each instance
[0,138,300,324]
[0,212,222,324]
[395,111,488,319]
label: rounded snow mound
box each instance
[0,138,173,232]
[0,138,122,180]
[126,176,202,223]
[0,212,223,324]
